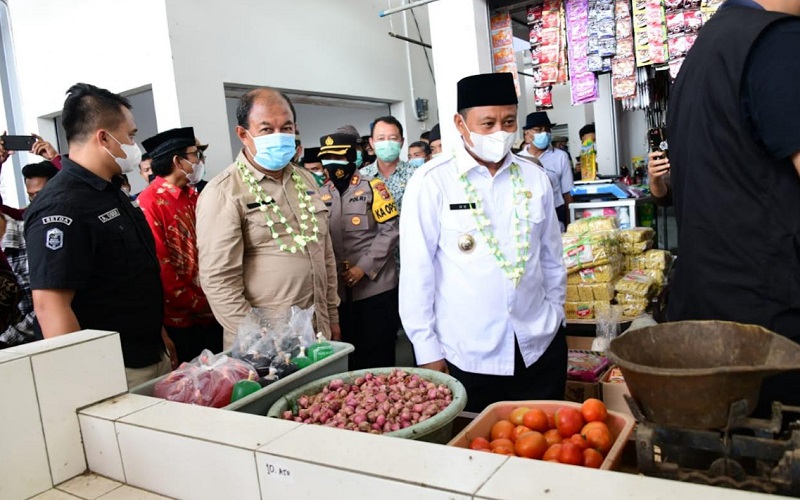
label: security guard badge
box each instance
[458,233,475,253]
[46,227,64,250]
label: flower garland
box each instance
[237,161,320,253]
[460,162,531,284]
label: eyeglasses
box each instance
[181,149,205,162]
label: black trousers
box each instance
[165,322,224,363]
[340,288,400,370]
[556,204,569,228]
[447,332,568,413]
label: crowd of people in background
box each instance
[0,75,578,411]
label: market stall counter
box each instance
[0,329,784,500]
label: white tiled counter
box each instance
[0,331,784,500]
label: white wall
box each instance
[164,0,439,176]
[617,107,649,167]
[8,0,180,144]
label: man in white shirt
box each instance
[399,73,567,412]
[519,112,574,230]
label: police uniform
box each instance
[318,134,400,369]
[24,157,165,372]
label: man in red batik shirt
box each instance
[139,127,222,361]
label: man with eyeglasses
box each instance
[138,127,222,361]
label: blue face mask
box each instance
[409,158,425,168]
[533,132,552,150]
[246,131,296,171]
[374,140,402,162]
[355,150,364,168]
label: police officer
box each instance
[24,83,171,388]
[318,133,400,369]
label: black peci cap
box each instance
[457,73,518,111]
[142,127,196,160]
[303,147,321,164]
[428,124,441,142]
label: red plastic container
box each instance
[447,400,636,470]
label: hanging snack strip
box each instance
[528,0,567,110]
[566,0,599,105]
[491,12,521,96]
[611,0,636,99]
[587,0,616,73]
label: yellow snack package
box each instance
[591,282,615,301]
[578,285,594,302]
[566,284,580,302]
[615,270,655,297]
[566,216,619,235]
[565,301,594,320]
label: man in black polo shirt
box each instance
[25,83,171,388]
[667,0,800,412]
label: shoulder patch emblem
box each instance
[45,228,64,250]
[42,215,73,226]
[369,178,398,223]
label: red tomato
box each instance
[490,438,514,451]
[583,448,604,468]
[515,431,548,459]
[568,433,589,451]
[470,437,491,451]
[512,425,532,442]
[522,409,550,432]
[493,446,516,456]
[509,407,530,426]
[544,428,563,447]
[581,398,608,423]
[581,421,610,436]
[547,412,556,429]
[559,442,583,465]
[584,426,613,455]
[491,420,516,441]
[555,407,585,438]
[542,443,562,462]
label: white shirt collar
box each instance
[454,140,515,177]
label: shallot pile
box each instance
[281,370,453,434]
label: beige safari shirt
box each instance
[196,151,339,348]
[318,172,399,302]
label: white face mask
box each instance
[183,159,205,185]
[460,120,516,163]
[104,133,142,174]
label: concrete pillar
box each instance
[592,74,620,176]
[428,0,492,153]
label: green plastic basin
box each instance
[267,367,467,444]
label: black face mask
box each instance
[362,153,377,166]
[324,162,357,193]
[148,173,157,183]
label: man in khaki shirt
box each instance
[196,88,340,348]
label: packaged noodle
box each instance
[567,264,618,284]
[643,249,672,271]
[594,300,612,317]
[641,268,665,288]
[578,285,594,302]
[616,295,649,317]
[592,282,616,301]
[562,231,621,272]
[615,270,655,297]
[619,227,655,244]
[566,284,580,302]
[566,215,619,235]
[621,239,654,255]
[565,301,594,320]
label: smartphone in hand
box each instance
[2,135,36,151]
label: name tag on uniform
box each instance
[246,200,274,209]
[98,209,120,223]
[449,203,476,211]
